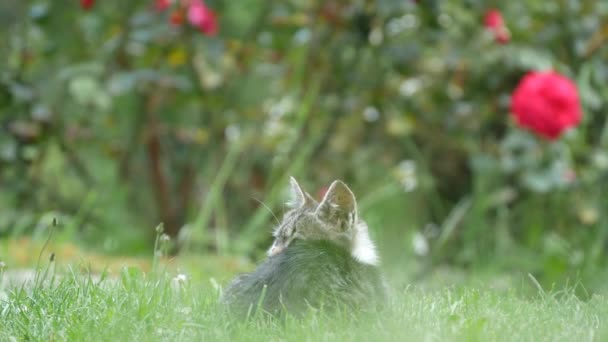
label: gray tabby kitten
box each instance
[222,178,386,316]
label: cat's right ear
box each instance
[287,177,315,208]
[315,180,357,231]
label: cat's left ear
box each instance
[316,180,357,231]
[287,177,316,208]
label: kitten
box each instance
[222,178,386,316]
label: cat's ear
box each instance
[287,177,315,208]
[316,180,357,230]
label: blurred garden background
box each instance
[1,0,607,293]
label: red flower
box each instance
[155,0,172,11]
[80,0,95,10]
[187,0,218,36]
[169,10,185,26]
[510,71,582,140]
[483,9,510,44]
[484,9,503,29]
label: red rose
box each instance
[510,71,582,140]
[155,0,172,11]
[484,9,503,29]
[483,9,510,44]
[187,0,218,36]
[80,0,95,10]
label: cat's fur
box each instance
[222,178,386,316]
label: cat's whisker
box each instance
[251,197,280,225]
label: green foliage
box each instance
[1,0,607,288]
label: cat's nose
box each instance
[267,244,284,256]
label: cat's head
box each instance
[267,177,379,265]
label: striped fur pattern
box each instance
[222,178,385,316]
[222,239,386,316]
[267,178,379,265]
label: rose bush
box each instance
[2,0,607,289]
[152,0,219,34]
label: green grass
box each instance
[1,264,606,342]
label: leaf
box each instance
[577,62,602,110]
[509,46,554,71]
[69,76,111,110]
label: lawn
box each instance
[1,261,605,342]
